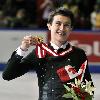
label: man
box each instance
[2,7,94,100]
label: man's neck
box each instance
[50,40,67,47]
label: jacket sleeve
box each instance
[2,49,39,81]
[73,47,94,86]
[80,50,94,87]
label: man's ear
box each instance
[70,26,73,31]
[47,23,51,30]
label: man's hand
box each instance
[20,35,43,51]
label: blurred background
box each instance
[0,0,100,100]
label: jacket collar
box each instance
[50,41,68,51]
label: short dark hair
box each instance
[47,7,74,26]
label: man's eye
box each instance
[65,24,70,26]
[64,24,71,27]
[56,22,61,25]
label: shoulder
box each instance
[72,45,85,54]
[70,46,88,66]
[71,45,87,59]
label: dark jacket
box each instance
[2,43,93,100]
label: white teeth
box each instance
[58,33,62,35]
[58,32,65,35]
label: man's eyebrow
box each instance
[55,21,71,24]
[55,21,61,22]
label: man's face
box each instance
[47,15,72,44]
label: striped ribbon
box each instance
[35,43,73,58]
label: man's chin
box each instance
[57,37,66,41]
[58,39,67,44]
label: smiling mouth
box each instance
[57,32,66,36]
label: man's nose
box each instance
[60,24,64,30]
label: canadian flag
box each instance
[57,60,87,82]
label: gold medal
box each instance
[33,36,43,44]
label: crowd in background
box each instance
[0,0,100,30]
